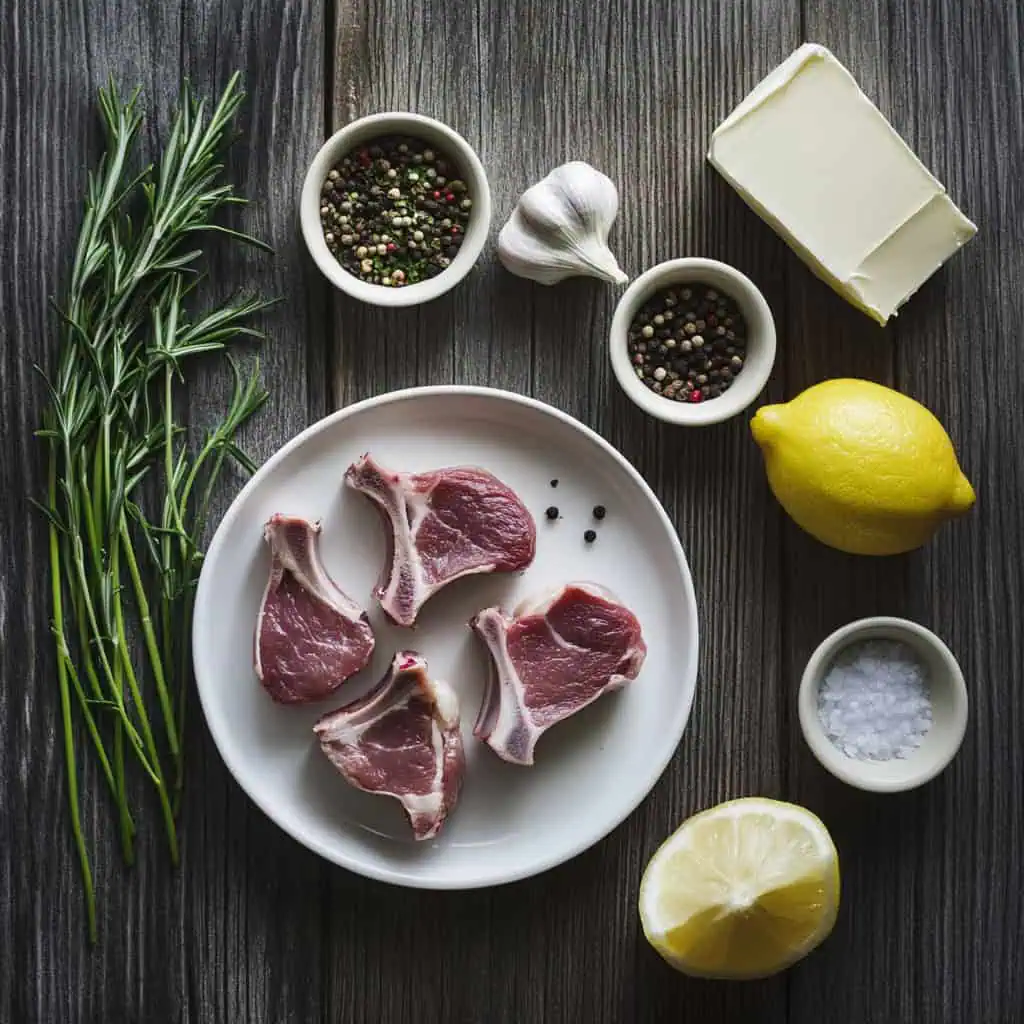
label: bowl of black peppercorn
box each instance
[609,258,777,426]
[301,112,492,307]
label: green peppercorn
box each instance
[320,135,474,286]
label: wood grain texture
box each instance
[331,1,796,1021]
[3,0,1023,1021]
[0,1,328,1021]
[785,3,1024,1024]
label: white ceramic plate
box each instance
[193,386,699,888]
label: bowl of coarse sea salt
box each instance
[798,617,968,793]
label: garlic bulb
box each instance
[497,161,628,286]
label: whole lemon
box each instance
[751,379,975,555]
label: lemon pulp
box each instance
[639,798,840,980]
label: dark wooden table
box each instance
[3,2,1022,1021]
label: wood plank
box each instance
[885,1,1023,1018]
[0,2,328,1020]
[331,0,534,405]
[3,0,1020,1021]
[330,1,798,1019]
[779,7,921,1018]
[786,2,1024,1021]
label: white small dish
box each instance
[300,113,492,307]
[192,386,699,888]
[798,617,968,793]
[609,258,776,426]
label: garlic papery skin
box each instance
[497,162,628,286]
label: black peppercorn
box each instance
[626,282,747,403]
[319,134,473,287]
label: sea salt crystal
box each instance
[816,640,932,761]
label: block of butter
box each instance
[708,43,976,325]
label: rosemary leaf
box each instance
[38,72,271,941]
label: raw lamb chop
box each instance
[255,514,375,704]
[313,651,465,840]
[345,454,536,627]
[472,583,646,765]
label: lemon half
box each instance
[639,798,840,980]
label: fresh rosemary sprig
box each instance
[37,73,272,941]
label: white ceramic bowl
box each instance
[300,113,492,307]
[798,617,968,793]
[609,258,776,426]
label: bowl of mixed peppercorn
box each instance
[609,258,777,426]
[301,113,492,307]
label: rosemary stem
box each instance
[113,715,134,864]
[40,72,265,936]
[161,591,177,801]
[62,643,116,801]
[172,599,193,811]
[107,539,137,864]
[48,455,97,943]
[68,532,135,855]
[161,360,189,805]
[112,549,180,865]
[120,515,179,758]
[69,538,154,778]
[70,584,107,704]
